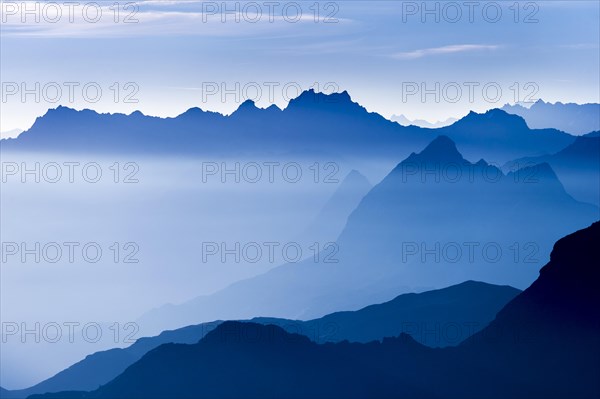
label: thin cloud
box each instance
[0,1,351,38]
[392,44,500,60]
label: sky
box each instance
[1,0,599,136]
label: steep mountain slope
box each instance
[504,135,600,205]
[297,169,372,244]
[138,136,597,333]
[443,221,600,398]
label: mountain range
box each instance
[502,100,600,135]
[1,91,576,165]
[504,135,600,206]
[136,135,598,335]
[1,281,519,398]
[30,221,600,398]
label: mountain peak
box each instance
[232,100,282,117]
[231,99,258,115]
[46,105,78,116]
[265,104,282,112]
[178,107,207,117]
[404,135,466,164]
[459,109,530,130]
[201,321,311,346]
[343,169,370,185]
[286,89,357,111]
[296,88,352,102]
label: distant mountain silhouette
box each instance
[0,323,222,399]
[5,282,518,397]
[504,135,600,205]
[390,114,458,128]
[0,91,426,160]
[30,222,600,399]
[137,136,598,334]
[502,100,600,135]
[260,280,520,347]
[53,322,432,399]
[297,170,372,244]
[1,91,575,164]
[441,108,574,161]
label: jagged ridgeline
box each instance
[1,90,576,164]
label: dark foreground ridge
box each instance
[4,281,519,398]
[30,222,600,399]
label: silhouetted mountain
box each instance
[7,282,518,397]
[230,100,282,118]
[443,221,600,398]
[0,91,426,160]
[0,323,222,399]
[261,280,520,347]
[442,108,574,160]
[56,322,432,399]
[138,136,597,333]
[31,222,600,399]
[504,135,600,205]
[390,114,458,128]
[1,91,575,164]
[502,100,600,135]
[297,169,372,244]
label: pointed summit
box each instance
[234,99,258,113]
[403,135,466,165]
[343,169,371,186]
